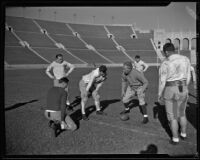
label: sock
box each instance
[172,137,179,142]
[180,132,187,137]
[143,115,148,117]
[125,107,130,110]
[140,104,147,115]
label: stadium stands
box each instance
[105,25,134,39]
[68,23,108,38]
[35,19,74,36]
[6,16,40,33]
[5,16,161,65]
[50,34,87,49]
[97,50,131,63]
[126,50,158,63]
[32,47,85,64]
[115,38,154,50]
[5,30,21,47]
[82,37,116,50]
[135,30,154,39]
[5,46,48,64]
[15,31,56,48]
[67,49,110,64]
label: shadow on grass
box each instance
[5,99,38,111]
[153,102,172,139]
[70,99,121,129]
[186,102,197,130]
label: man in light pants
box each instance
[158,43,191,145]
[79,65,107,120]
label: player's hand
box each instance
[158,96,164,104]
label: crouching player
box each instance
[44,77,77,137]
[121,61,149,124]
[79,65,107,120]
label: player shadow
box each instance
[153,102,172,139]
[186,102,197,129]
[5,99,38,111]
[86,99,121,116]
[69,99,121,129]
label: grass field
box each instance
[4,67,197,156]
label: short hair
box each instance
[59,77,69,84]
[56,54,63,59]
[163,43,175,53]
[123,61,133,68]
[135,55,140,59]
[99,65,107,73]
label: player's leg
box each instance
[177,86,189,140]
[92,90,107,115]
[79,80,89,120]
[64,115,77,131]
[64,85,70,105]
[121,86,135,114]
[137,87,149,124]
[164,86,180,144]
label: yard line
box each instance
[89,118,197,147]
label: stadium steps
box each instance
[68,23,108,38]
[5,46,49,64]
[32,47,86,64]
[5,30,21,47]
[105,25,135,39]
[34,19,74,36]
[97,49,132,63]
[6,16,41,33]
[135,30,154,39]
[67,49,112,64]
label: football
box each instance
[120,113,130,121]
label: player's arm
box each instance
[65,62,75,77]
[121,75,128,98]
[94,81,104,92]
[142,61,149,72]
[45,63,55,79]
[190,65,196,87]
[158,62,168,99]
[86,75,96,92]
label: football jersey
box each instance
[82,68,106,84]
[134,60,148,72]
[46,61,73,79]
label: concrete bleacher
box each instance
[135,30,154,39]
[5,46,48,64]
[35,19,74,36]
[5,30,21,47]
[15,31,56,48]
[97,50,131,63]
[6,16,40,33]
[115,38,154,50]
[68,23,108,38]
[105,25,134,39]
[82,37,117,50]
[50,34,86,49]
[32,47,84,64]
[67,49,110,64]
[126,50,158,63]
[5,16,160,66]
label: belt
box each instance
[166,80,186,87]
